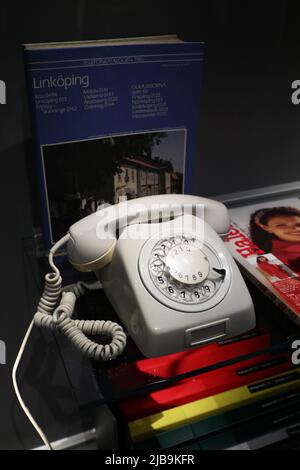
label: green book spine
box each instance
[134,387,300,449]
[177,402,300,450]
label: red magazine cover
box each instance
[226,197,300,326]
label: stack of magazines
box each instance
[226,196,300,326]
[105,329,300,450]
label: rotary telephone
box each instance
[65,194,256,357]
[13,194,256,450]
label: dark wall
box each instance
[1,0,300,449]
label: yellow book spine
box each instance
[129,368,300,441]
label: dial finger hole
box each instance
[167,284,177,297]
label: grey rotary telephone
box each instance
[63,194,256,358]
[13,194,256,450]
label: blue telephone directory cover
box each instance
[23,37,204,250]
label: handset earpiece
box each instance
[67,210,117,272]
[67,235,116,272]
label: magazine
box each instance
[23,36,204,251]
[226,196,300,325]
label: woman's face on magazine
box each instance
[257,256,268,263]
[264,215,300,242]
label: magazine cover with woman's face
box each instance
[226,197,300,321]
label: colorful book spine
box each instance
[134,387,300,449]
[128,367,300,441]
[120,354,291,421]
[177,403,300,450]
[228,421,300,450]
[108,329,270,392]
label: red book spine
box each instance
[108,330,270,392]
[120,353,291,421]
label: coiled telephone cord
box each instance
[12,234,127,450]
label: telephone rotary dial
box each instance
[144,235,226,308]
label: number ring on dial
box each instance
[165,245,210,285]
[138,231,232,313]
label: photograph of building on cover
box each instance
[42,129,186,242]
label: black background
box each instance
[1,0,300,449]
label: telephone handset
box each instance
[66,194,256,357]
[67,194,231,271]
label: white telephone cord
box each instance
[12,234,127,450]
